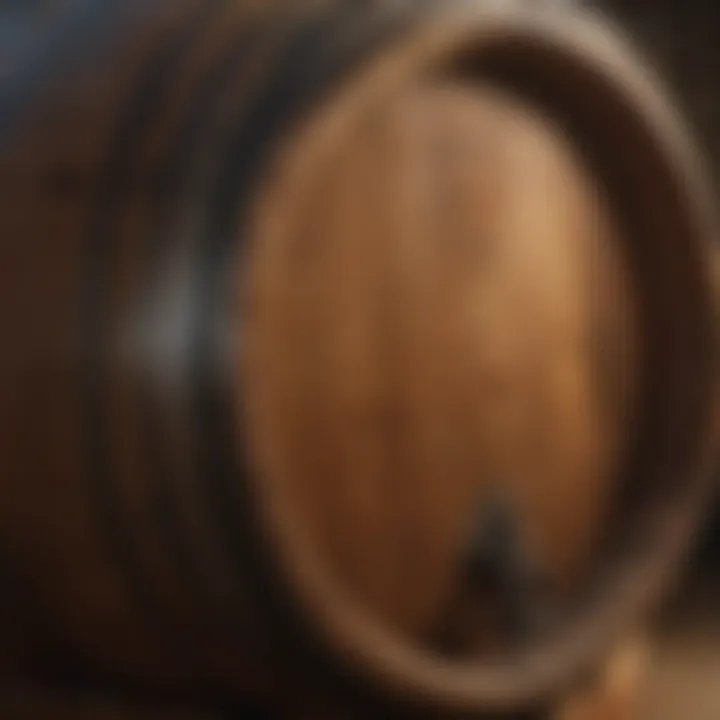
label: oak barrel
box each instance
[595,0,720,573]
[0,0,717,715]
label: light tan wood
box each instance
[246,77,640,642]
[556,638,648,720]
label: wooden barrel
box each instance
[0,0,717,716]
[596,0,720,572]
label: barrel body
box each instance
[0,0,332,693]
[596,0,720,565]
[0,1,717,716]
[597,0,720,183]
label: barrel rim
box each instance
[241,3,719,712]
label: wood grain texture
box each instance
[0,0,716,715]
[247,77,639,642]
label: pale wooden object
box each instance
[556,638,648,720]
[247,77,640,640]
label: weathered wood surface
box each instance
[0,0,717,717]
